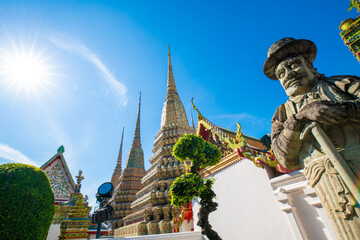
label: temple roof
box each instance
[40,145,75,201]
[124,93,144,169]
[217,126,267,150]
[160,45,189,128]
[191,99,267,150]
[192,100,279,170]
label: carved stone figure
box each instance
[264,37,360,240]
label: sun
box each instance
[0,41,57,101]
[4,53,47,87]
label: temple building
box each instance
[113,46,195,237]
[109,93,146,230]
[41,145,75,205]
[41,146,102,240]
[189,105,337,240]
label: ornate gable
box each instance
[41,146,75,203]
[191,99,279,171]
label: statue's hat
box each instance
[263,37,317,80]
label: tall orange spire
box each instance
[109,93,146,229]
[124,92,144,169]
[117,127,124,170]
[111,127,124,187]
[160,46,189,128]
[117,46,195,234]
[166,45,177,97]
[134,92,141,143]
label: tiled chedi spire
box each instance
[109,93,146,229]
[115,46,195,237]
[111,127,124,188]
[160,45,189,128]
[125,92,144,169]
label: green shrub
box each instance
[173,134,221,171]
[0,163,55,240]
[170,173,205,207]
[171,134,222,240]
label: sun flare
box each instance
[4,54,47,87]
[0,41,57,101]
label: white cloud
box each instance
[0,144,39,166]
[48,33,128,106]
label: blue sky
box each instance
[0,0,359,208]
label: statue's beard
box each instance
[285,74,316,97]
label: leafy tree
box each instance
[170,134,222,240]
[0,163,55,240]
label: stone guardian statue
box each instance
[264,37,360,240]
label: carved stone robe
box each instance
[271,75,360,240]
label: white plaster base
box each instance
[193,159,294,239]
[270,170,337,240]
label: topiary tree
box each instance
[0,163,55,240]
[170,134,222,240]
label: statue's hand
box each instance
[296,101,348,125]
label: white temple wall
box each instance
[192,158,294,240]
[46,224,60,240]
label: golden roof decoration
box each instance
[192,99,280,171]
[192,98,245,149]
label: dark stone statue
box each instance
[264,37,360,240]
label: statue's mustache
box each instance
[283,73,306,89]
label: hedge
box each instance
[0,163,55,240]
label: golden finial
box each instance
[191,97,203,121]
[190,108,196,130]
[75,170,85,193]
[236,122,246,146]
[76,170,84,185]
